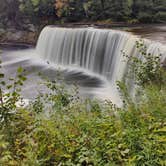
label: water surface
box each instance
[0,25,165,106]
[124,24,166,45]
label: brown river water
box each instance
[123,24,166,45]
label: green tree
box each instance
[153,0,166,22]
[19,0,56,24]
[0,0,21,27]
[55,0,86,22]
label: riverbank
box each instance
[0,23,166,46]
[0,27,38,46]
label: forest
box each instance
[0,0,166,29]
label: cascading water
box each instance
[37,27,135,84]
[36,26,166,91]
[1,26,166,106]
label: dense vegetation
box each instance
[0,43,166,165]
[0,0,166,29]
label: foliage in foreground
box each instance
[0,43,166,165]
[0,84,165,165]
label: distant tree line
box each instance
[55,0,166,23]
[0,0,166,28]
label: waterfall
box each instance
[36,26,166,85]
[35,26,166,105]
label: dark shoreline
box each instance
[0,23,166,46]
[48,22,166,29]
[0,42,33,50]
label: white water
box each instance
[37,27,166,82]
[36,27,166,104]
[1,26,166,106]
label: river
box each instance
[125,24,166,45]
[0,24,165,106]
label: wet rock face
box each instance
[26,24,36,32]
[0,28,38,45]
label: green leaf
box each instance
[0,73,4,78]
[17,67,23,73]
[6,85,12,89]
[0,81,5,86]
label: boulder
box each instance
[23,24,36,32]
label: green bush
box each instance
[0,42,166,165]
[0,84,165,165]
[123,40,165,87]
[138,12,154,23]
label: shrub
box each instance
[123,40,165,87]
[138,12,154,23]
[0,42,165,165]
[0,84,165,165]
